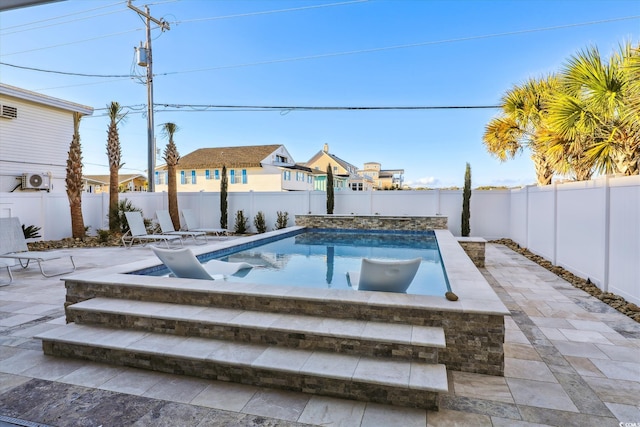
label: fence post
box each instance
[603,175,610,293]
[552,181,558,265]
[524,185,530,249]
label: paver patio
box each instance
[0,242,638,426]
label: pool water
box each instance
[196,230,451,296]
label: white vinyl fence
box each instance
[1,175,638,304]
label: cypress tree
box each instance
[326,163,334,214]
[220,165,228,230]
[461,162,471,237]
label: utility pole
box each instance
[127,0,169,193]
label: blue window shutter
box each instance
[191,170,196,184]
[230,169,235,184]
[242,169,247,184]
[205,169,210,180]
[214,169,220,180]
[154,171,159,184]
[180,171,186,184]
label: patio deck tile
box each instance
[0,243,638,426]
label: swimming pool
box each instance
[143,229,450,296]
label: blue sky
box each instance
[1,0,638,188]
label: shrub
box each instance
[254,211,267,233]
[275,211,289,229]
[22,224,42,239]
[234,210,248,234]
[461,162,472,237]
[109,198,144,234]
[97,229,111,243]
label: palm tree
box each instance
[66,112,86,238]
[160,122,180,230]
[483,76,557,185]
[547,43,639,177]
[106,101,125,231]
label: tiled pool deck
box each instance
[0,241,639,426]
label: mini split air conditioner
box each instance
[22,173,51,190]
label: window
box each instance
[242,169,247,184]
[296,171,304,181]
[333,166,338,173]
[191,170,196,184]
[307,175,313,184]
[154,171,159,185]
[283,170,291,181]
[276,155,288,163]
[214,169,220,180]
[180,171,186,185]
[230,169,235,184]
[205,169,210,180]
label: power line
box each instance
[1,28,143,57]
[159,15,640,76]
[85,103,501,117]
[0,8,129,36]
[0,1,124,32]
[0,61,134,78]
[173,0,369,24]
[2,14,637,80]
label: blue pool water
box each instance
[142,229,450,296]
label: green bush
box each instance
[22,224,42,239]
[109,198,145,234]
[97,229,111,243]
[234,210,248,234]
[254,211,267,233]
[275,211,289,229]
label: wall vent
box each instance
[0,104,17,119]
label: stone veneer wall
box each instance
[295,215,448,231]
[65,279,504,376]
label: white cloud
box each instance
[406,176,440,187]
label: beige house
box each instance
[83,174,147,194]
[357,162,404,190]
[304,144,357,191]
[154,144,314,192]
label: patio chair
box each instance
[0,217,76,277]
[0,259,14,285]
[181,209,228,237]
[122,212,183,248]
[156,210,207,245]
[346,257,421,293]
[151,247,254,280]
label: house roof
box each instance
[164,145,284,169]
[305,150,358,173]
[83,174,146,185]
[0,83,93,115]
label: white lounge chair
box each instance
[181,209,228,237]
[122,212,183,248]
[0,217,76,278]
[151,247,254,280]
[346,258,421,293]
[156,210,207,245]
[0,259,13,285]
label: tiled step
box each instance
[36,323,448,410]
[67,297,445,363]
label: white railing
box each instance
[1,175,637,304]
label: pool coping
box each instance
[62,227,508,317]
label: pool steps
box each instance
[37,297,449,409]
